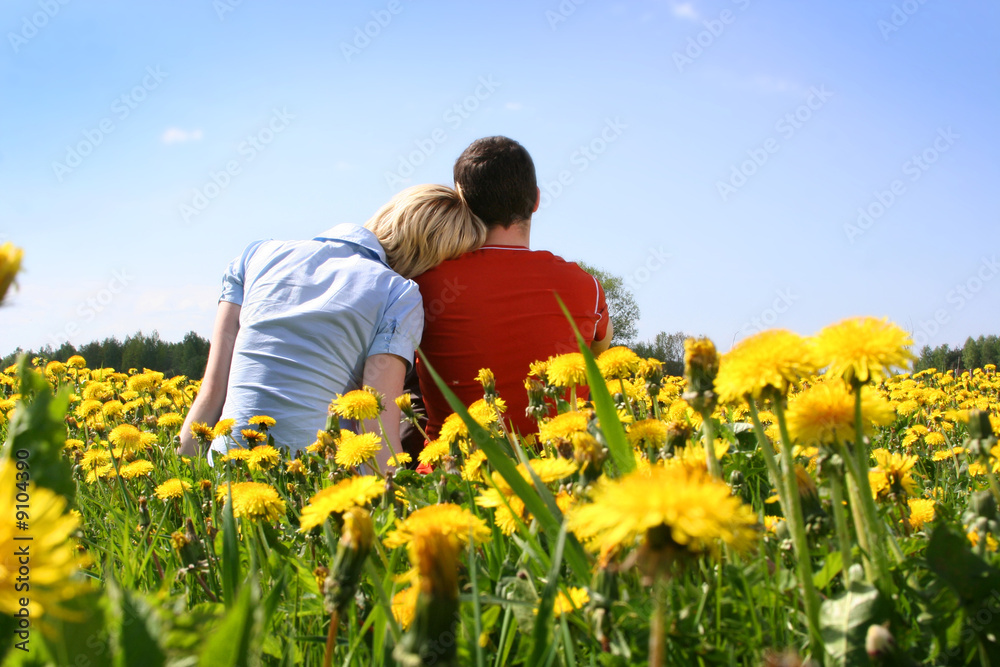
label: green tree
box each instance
[631,330,686,376]
[962,336,982,371]
[577,263,640,346]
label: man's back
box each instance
[414,244,608,440]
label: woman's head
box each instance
[365,184,487,278]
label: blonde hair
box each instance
[365,184,487,279]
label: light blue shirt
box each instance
[210,223,423,456]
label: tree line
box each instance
[1,330,211,379]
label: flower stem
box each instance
[773,399,824,655]
[700,410,722,479]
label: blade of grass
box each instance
[553,295,635,476]
[418,351,592,580]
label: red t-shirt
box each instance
[414,245,609,440]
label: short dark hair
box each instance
[453,136,537,229]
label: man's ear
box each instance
[533,187,540,213]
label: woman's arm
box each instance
[361,352,408,471]
[178,301,241,456]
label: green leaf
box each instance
[819,579,885,667]
[529,520,570,667]
[220,467,240,608]
[198,583,258,667]
[553,295,635,477]
[925,523,1000,662]
[812,550,844,591]
[1,356,74,503]
[109,582,167,667]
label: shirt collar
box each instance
[314,223,388,264]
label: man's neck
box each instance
[484,221,530,247]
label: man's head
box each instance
[453,136,538,229]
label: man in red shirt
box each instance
[414,136,613,440]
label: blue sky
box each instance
[1,0,997,360]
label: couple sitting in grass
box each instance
[178,136,612,468]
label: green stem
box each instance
[773,399,824,656]
[747,403,790,522]
[700,411,722,479]
[828,467,854,587]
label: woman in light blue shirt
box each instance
[178,185,486,467]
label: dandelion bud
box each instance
[524,377,547,421]
[472,366,496,395]
[394,530,461,667]
[324,507,374,615]
[0,241,24,304]
[682,337,718,414]
[395,393,417,423]
[170,531,189,552]
[865,623,895,661]
[136,496,150,530]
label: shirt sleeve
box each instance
[219,240,266,306]
[368,278,424,369]
[593,277,610,342]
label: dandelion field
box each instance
[3,318,1000,666]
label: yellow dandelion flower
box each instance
[550,587,590,617]
[329,387,383,421]
[546,353,588,388]
[247,444,280,472]
[785,381,895,445]
[814,317,915,385]
[0,460,89,620]
[383,503,490,550]
[64,438,84,452]
[216,482,286,522]
[108,424,148,454]
[212,418,236,439]
[925,432,946,447]
[157,412,184,428]
[248,414,276,429]
[80,448,111,471]
[597,346,641,380]
[440,412,471,446]
[76,399,103,419]
[896,400,920,417]
[221,448,251,463]
[968,530,999,552]
[931,447,964,462]
[626,419,669,449]
[568,465,758,561]
[538,411,590,445]
[298,476,386,532]
[388,451,412,467]
[391,585,419,630]
[715,330,818,404]
[907,498,935,531]
[334,432,383,468]
[66,355,86,369]
[155,478,192,500]
[461,450,489,483]
[241,429,267,445]
[119,460,155,479]
[286,459,306,474]
[870,449,919,500]
[418,439,450,467]
[189,421,214,443]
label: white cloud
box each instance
[161,128,204,144]
[671,3,698,21]
[505,102,523,111]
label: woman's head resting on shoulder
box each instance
[365,184,487,279]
